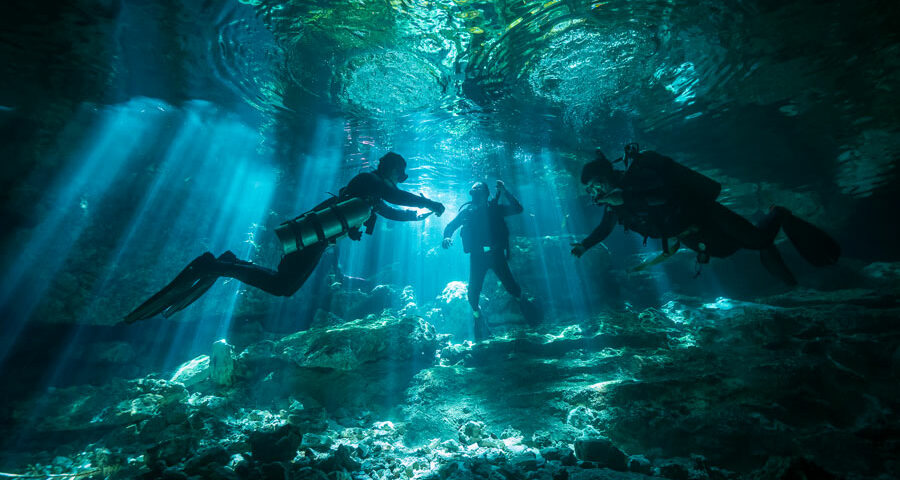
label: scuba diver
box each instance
[442,180,540,339]
[124,152,445,323]
[570,144,841,285]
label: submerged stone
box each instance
[211,339,235,386]
[274,315,438,370]
[249,424,302,463]
[171,355,210,387]
[458,420,486,445]
[573,437,628,471]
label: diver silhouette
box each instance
[124,152,446,323]
[570,144,841,285]
[442,180,540,339]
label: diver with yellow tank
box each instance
[123,152,445,323]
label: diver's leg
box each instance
[491,251,543,325]
[123,252,218,323]
[216,244,327,297]
[491,252,522,299]
[468,252,492,340]
[467,252,489,311]
[709,202,783,250]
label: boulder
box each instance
[183,444,230,476]
[540,447,576,466]
[565,406,596,430]
[249,424,302,463]
[573,437,628,471]
[274,315,438,371]
[211,340,235,386]
[628,455,653,475]
[171,355,210,387]
[301,433,333,451]
[458,420,486,445]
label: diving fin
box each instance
[123,252,217,324]
[473,310,491,342]
[519,296,543,327]
[781,212,841,266]
[161,275,217,318]
[760,245,798,286]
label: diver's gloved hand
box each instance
[415,211,433,221]
[427,200,446,217]
[570,242,586,258]
[442,237,453,249]
[348,228,362,241]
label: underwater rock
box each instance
[573,437,628,471]
[182,444,230,476]
[628,455,653,475]
[566,406,597,430]
[258,461,289,480]
[509,450,541,471]
[746,456,838,480]
[540,447,576,466]
[301,432,333,451]
[273,315,437,371]
[16,378,188,432]
[458,420,486,445]
[233,314,440,413]
[211,339,235,386]
[248,424,302,463]
[315,444,361,472]
[171,355,210,388]
[145,434,197,469]
[284,401,328,432]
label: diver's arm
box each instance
[344,172,444,215]
[381,185,432,208]
[580,209,617,250]
[380,182,445,215]
[499,189,524,216]
[443,210,465,239]
[374,200,418,222]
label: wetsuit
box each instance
[443,193,523,310]
[580,150,839,285]
[217,171,435,296]
[582,151,782,256]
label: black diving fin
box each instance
[161,276,217,318]
[760,245,798,286]
[781,213,841,266]
[123,252,217,324]
[160,251,238,318]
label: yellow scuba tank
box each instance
[275,197,373,255]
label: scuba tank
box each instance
[275,197,373,255]
[624,144,722,204]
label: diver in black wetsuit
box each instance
[442,181,539,339]
[570,144,841,284]
[124,152,445,323]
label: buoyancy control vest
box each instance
[460,201,511,255]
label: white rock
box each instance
[171,355,210,387]
[210,339,235,386]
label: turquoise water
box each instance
[0,0,898,478]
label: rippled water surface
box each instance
[192,0,896,196]
[1,0,898,229]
